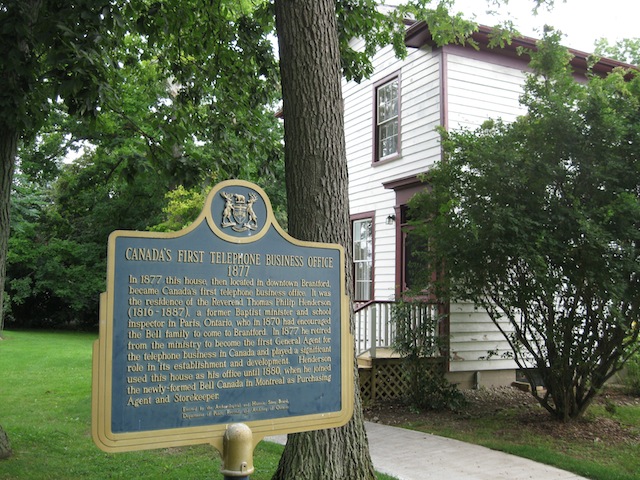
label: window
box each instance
[374,75,400,161]
[352,217,373,301]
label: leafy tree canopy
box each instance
[408,30,640,421]
[595,37,640,66]
[4,0,487,329]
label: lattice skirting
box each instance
[359,358,444,403]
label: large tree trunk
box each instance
[272,1,375,479]
[0,128,17,334]
[0,128,18,459]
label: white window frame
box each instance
[352,216,373,301]
[374,73,401,162]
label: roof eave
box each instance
[404,20,637,76]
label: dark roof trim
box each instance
[383,174,427,191]
[404,21,636,76]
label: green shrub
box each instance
[391,300,465,411]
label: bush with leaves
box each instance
[408,30,640,421]
[391,300,465,410]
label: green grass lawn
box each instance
[7,329,636,480]
[0,330,395,479]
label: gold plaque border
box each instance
[92,180,354,453]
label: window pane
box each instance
[379,120,398,158]
[353,219,373,301]
[355,262,371,281]
[376,78,399,159]
[353,220,371,261]
[355,281,370,301]
[377,80,398,123]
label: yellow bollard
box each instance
[221,423,255,479]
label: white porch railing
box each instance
[354,300,395,358]
[354,300,442,358]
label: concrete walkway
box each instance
[266,421,588,480]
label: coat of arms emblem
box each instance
[220,191,258,232]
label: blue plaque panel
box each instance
[92,180,353,452]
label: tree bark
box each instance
[0,127,17,334]
[272,1,375,479]
[0,128,17,459]
[0,423,11,460]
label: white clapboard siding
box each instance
[344,43,442,298]
[443,53,526,371]
[446,53,528,130]
[343,38,533,375]
[448,303,518,372]
[344,44,442,204]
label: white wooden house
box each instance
[345,22,629,389]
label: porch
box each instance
[354,300,445,402]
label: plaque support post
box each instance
[220,423,255,480]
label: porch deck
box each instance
[356,347,400,369]
[354,301,443,402]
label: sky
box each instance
[450,0,639,53]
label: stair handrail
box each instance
[353,300,396,357]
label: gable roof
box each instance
[404,21,637,77]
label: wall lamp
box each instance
[386,214,396,225]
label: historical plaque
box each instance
[92,180,353,453]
